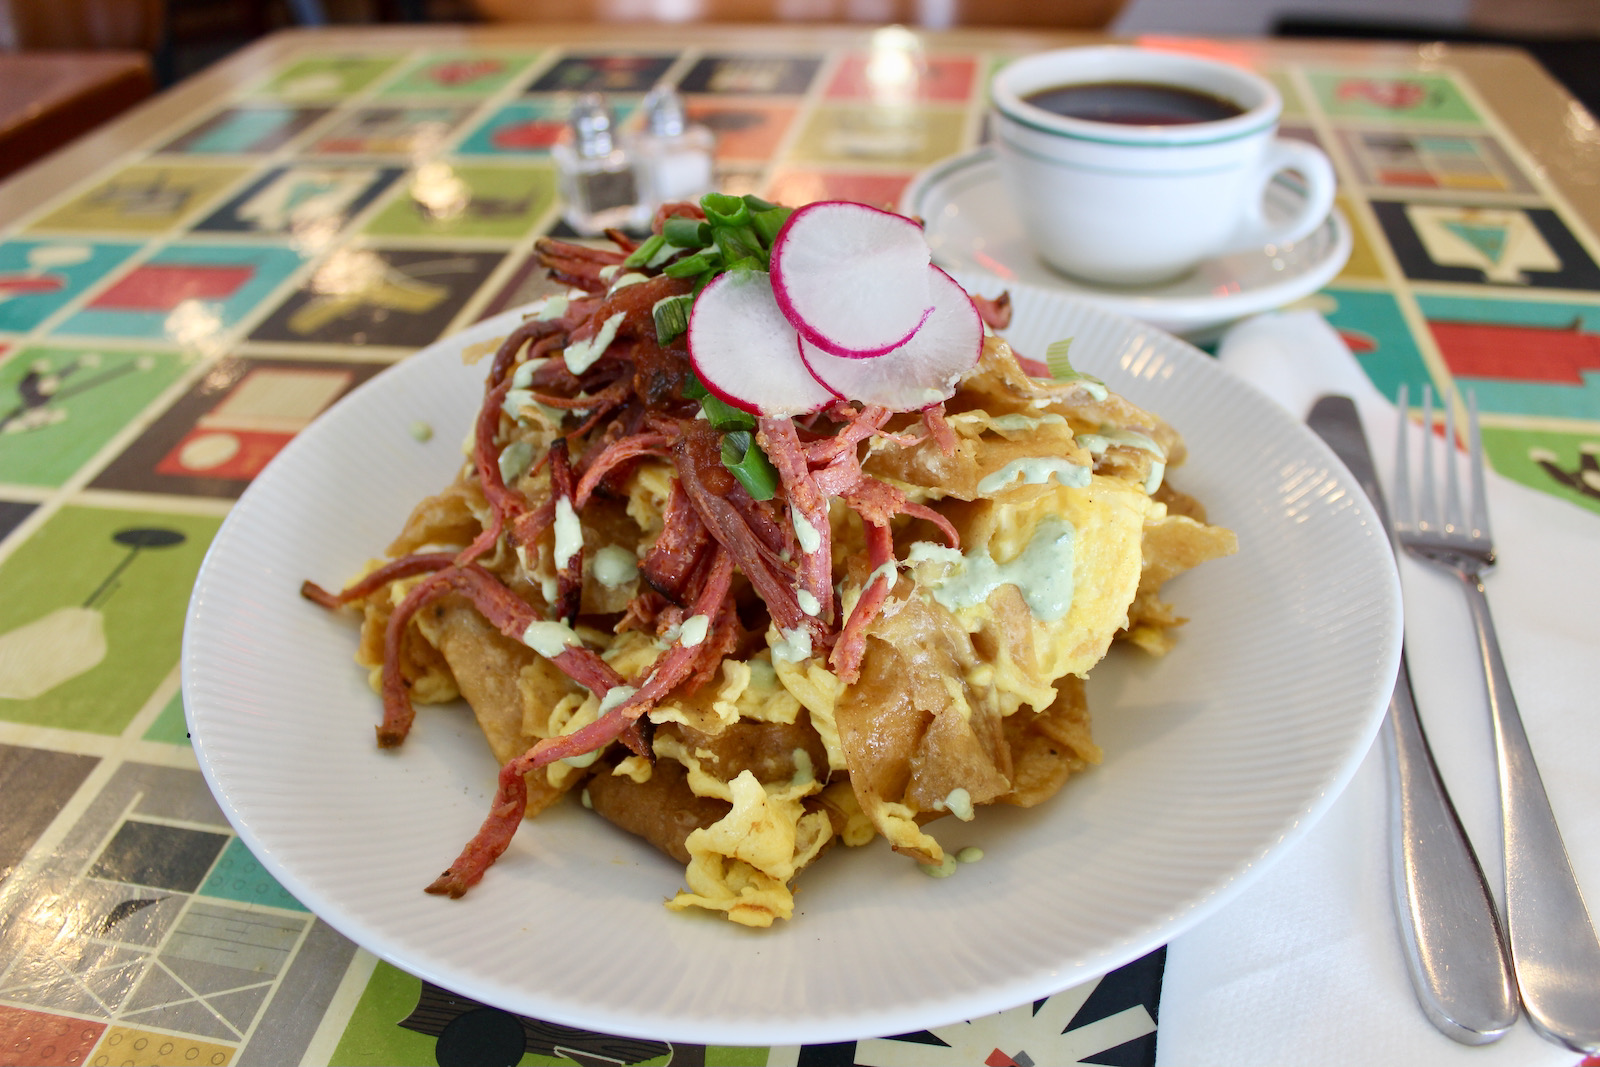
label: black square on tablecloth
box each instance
[677,54,822,96]
[247,248,504,348]
[1369,200,1600,291]
[525,54,677,94]
[88,820,229,893]
[0,500,35,542]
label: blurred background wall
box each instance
[1117,0,1599,36]
[1118,0,1599,113]
[0,0,1594,104]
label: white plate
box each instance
[902,146,1353,343]
[183,295,1400,1046]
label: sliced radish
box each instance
[687,269,835,417]
[770,201,933,358]
[801,266,982,410]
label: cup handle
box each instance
[1232,138,1337,252]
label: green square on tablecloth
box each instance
[380,52,544,98]
[0,345,192,488]
[362,163,558,240]
[253,55,405,100]
[0,505,220,734]
[1304,69,1482,124]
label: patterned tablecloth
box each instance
[0,25,1596,1067]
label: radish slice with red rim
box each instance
[687,269,834,417]
[769,200,933,359]
[801,266,983,410]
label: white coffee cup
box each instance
[990,47,1337,286]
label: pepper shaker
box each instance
[552,93,649,235]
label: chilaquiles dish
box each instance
[302,195,1237,927]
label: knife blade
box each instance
[1307,394,1518,1045]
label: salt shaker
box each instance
[552,93,649,234]
[633,85,715,210]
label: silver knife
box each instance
[1308,394,1518,1044]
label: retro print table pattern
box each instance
[0,26,1597,1067]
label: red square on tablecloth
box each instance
[88,264,255,312]
[0,1004,105,1067]
[824,53,977,102]
[764,169,913,212]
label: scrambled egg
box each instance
[365,333,1236,927]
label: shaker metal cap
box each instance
[568,93,616,157]
[642,85,687,138]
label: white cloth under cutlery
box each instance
[1155,310,1600,1067]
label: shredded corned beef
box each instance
[424,547,733,898]
[302,206,972,898]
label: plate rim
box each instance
[182,296,1399,1046]
[900,145,1353,336]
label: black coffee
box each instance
[1023,81,1245,126]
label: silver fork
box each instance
[1393,383,1600,1053]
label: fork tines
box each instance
[1394,383,1492,554]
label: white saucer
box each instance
[901,147,1352,342]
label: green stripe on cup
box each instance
[994,101,1276,148]
[995,129,1248,177]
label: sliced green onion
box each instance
[700,192,751,228]
[751,206,792,246]
[1045,338,1103,384]
[741,193,779,213]
[663,250,723,278]
[682,370,757,430]
[663,217,711,247]
[701,394,756,432]
[713,225,764,269]
[721,254,764,275]
[645,239,679,269]
[1045,338,1108,400]
[720,430,779,500]
[652,293,693,346]
[622,233,667,268]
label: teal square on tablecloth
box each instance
[51,242,305,343]
[142,689,189,744]
[198,836,308,912]
[0,241,143,332]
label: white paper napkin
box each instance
[1156,310,1600,1067]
